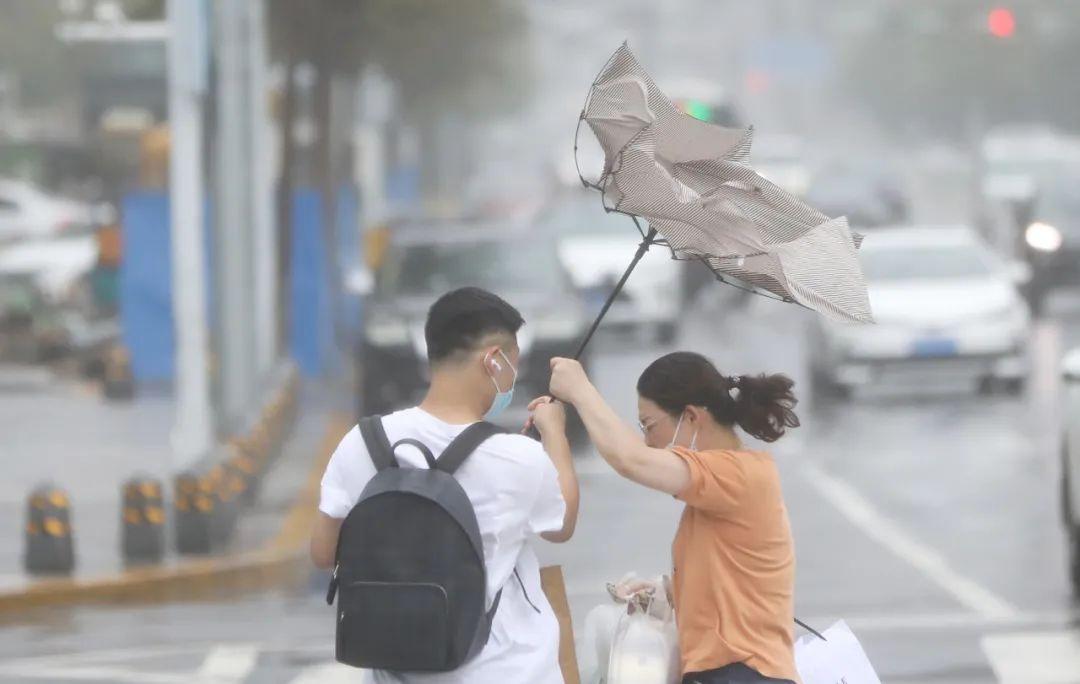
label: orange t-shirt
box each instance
[669,447,799,682]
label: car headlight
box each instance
[364,317,409,346]
[1026,222,1063,252]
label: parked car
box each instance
[0,178,110,243]
[359,220,590,421]
[537,193,683,344]
[0,236,117,364]
[809,226,1031,398]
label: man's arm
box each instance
[310,512,343,570]
[529,397,579,543]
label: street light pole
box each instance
[166,0,212,469]
[249,0,277,381]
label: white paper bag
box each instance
[795,620,882,684]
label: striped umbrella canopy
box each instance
[574,43,874,327]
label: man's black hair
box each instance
[425,287,524,364]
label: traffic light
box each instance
[678,99,713,123]
[988,8,1015,39]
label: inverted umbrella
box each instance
[565,43,873,361]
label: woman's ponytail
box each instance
[727,373,800,443]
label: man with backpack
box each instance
[311,286,579,683]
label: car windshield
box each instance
[861,243,998,281]
[380,237,565,296]
[539,201,634,236]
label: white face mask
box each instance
[667,411,699,450]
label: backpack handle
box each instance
[358,416,506,474]
[392,438,438,470]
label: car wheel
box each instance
[1061,451,1080,593]
[1001,377,1025,396]
[566,405,591,451]
[1025,283,1047,318]
[1069,534,1080,594]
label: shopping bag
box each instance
[606,602,680,684]
[794,620,881,684]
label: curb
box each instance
[0,414,350,615]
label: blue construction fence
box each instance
[119,187,361,382]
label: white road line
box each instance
[981,630,1080,683]
[800,460,1020,620]
[0,664,190,683]
[195,644,259,683]
[800,609,1077,633]
[288,662,373,683]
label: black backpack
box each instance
[325,415,507,672]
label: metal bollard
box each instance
[205,464,238,546]
[120,476,166,564]
[224,440,260,506]
[24,484,75,575]
[102,345,135,401]
[174,469,213,555]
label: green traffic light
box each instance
[682,100,713,122]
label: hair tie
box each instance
[727,375,742,401]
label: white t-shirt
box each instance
[319,407,567,684]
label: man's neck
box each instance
[418,373,486,425]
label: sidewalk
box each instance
[0,366,350,604]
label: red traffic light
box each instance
[988,8,1016,38]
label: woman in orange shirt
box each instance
[548,351,801,684]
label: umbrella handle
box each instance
[524,226,659,440]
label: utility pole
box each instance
[249,0,277,380]
[214,0,257,430]
[166,0,213,468]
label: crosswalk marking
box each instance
[195,645,259,683]
[288,662,372,683]
[981,630,1080,683]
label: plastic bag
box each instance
[606,607,681,684]
[582,573,680,684]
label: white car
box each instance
[752,134,812,197]
[1062,349,1080,592]
[538,193,683,343]
[0,178,108,243]
[809,226,1031,397]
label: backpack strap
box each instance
[436,422,506,475]
[358,416,397,472]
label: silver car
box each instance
[809,226,1031,398]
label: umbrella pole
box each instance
[523,227,658,439]
[572,227,658,360]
